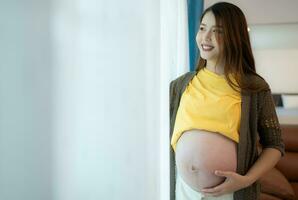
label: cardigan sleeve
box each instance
[257,89,285,157]
[169,80,175,120]
[169,74,186,122]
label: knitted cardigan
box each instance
[169,71,285,200]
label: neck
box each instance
[206,59,225,75]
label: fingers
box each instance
[200,171,239,197]
[201,184,224,193]
[215,170,234,177]
[201,185,228,197]
[200,174,229,196]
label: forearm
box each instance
[244,148,282,186]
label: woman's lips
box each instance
[201,44,214,51]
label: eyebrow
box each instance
[200,23,223,28]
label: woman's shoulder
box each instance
[170,71,196,86]
[246,73,271,92]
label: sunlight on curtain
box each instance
[51,0,161,200]
[160,0,189,199]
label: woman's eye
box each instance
[213,29,223,33]
[199,27,204,31]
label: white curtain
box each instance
[0,0,190,199]
[161,0,190,79]
[51,0,161,200]
[160,0,189,199]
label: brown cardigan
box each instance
[169,71,285,200]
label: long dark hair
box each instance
[195,2,268,93]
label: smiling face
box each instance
[196,11,224,65]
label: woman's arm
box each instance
[257,89,285,156]
[244,148,281,186]
[201,89,285,197]
[245,88,285,185]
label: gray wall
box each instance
[0,1,53,200]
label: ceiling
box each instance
[204,0,298,25]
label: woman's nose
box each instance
[203,30,212,41]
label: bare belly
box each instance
[175,129,238,192]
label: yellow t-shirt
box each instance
[171,67,242,152]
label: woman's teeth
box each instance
[202,44,214,51]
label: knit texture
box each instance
[169,71,285,200]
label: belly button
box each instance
[190,165,199,172]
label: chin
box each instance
[200,54,217,61]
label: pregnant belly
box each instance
[175,129,238,192]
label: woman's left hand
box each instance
[200,170,252,197]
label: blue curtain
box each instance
[187,0,204,71]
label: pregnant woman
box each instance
[169,2,285,200]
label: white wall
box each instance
[254,49,298,93]
[0,1,53,200]
[249,24,298,93]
